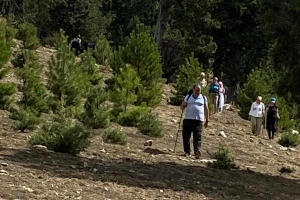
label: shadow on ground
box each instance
[1,148,300,200]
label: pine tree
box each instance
[81,85,110,129]
[16,22,40,50]
[0,18,16,110]
[79,50,102,86]
[110,64,142,112]
[170,53,205,105]
[94,34,113,66]
[15,49,48,113]
[47,29,89,115]
[120,24,163,107]
[10,22,47,132]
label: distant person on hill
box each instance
[181,84,209,159]
[249,96,265,136]
[218,81,225,112]
[265,98,280,140]
[208,77,220,114]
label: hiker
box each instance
[218,81,225,112]
[209,77,220,114]
[70,34,82,56]
[249,96,265,136]
[265,98,280,140]
[180,84,210,159]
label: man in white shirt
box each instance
[249,96,265,136]
[181,84,209,159]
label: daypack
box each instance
[186,89,207,105]
[209,83,219,93]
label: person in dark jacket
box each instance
[265,97,280,140]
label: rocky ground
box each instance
[0,44,299,200]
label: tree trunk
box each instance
[154,0,169,49]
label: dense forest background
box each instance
[1,0,300,130]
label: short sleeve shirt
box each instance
[184,94,207,121]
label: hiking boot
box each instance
[195,150,201,159]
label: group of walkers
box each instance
[208,77,226,114]
[249,96,280,140]
[179,76,280,159]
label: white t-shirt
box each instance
[249,102,265,117]
[184,94,207,121]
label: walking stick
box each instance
[174,109,184,152]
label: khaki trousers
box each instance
[251,116,263,135]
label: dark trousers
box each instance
[266,119,277,139]
[182,119,203,154]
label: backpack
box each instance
[185,89,207,105]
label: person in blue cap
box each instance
[265,97,280,140]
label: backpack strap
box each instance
[202,94,207,105]
[186,93,207,105]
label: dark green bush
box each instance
[137,112,164,137]
[103,128,127,145]
[28,119,91,155]
[278,132,300,147]
[207,145,238,170]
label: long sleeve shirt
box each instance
[249,102,265,117]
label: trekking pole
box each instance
[174,109,184,152]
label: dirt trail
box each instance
[0,45,299,200]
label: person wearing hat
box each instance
[265,97,280,140]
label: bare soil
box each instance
[0,44,299,200]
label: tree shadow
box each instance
[1,148,300,200]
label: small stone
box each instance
[70,165,76,169]
[288,148,298,152]
[171,119,177,123]
[22,186,34,193]
[160,190,163,193]
[104,187,109,191]
[0,170,9,175]
[144,140,153,147]
[93,168,98,173]
[100,149,106,153]
[249,138,254,142]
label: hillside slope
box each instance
[0,45,299,200]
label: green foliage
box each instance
[164,0,218,77]
[0,18,16,110]
[211,0,268,86]
[79,50,102,86]
[11,108,42,132]
[28,118,91,155]
[81,85,110,129]
[207,145,238,170]
[15,49,48,113]
[278,132,300,147]
[47,29,89,114]
[110,64,141,112]
[120,24,163,107]
[170,53,205,105]
[94,34,113,66]
[103,128,127,146]
[117,106,150,127]
[137,111,164,137]
[16,22,40,50]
